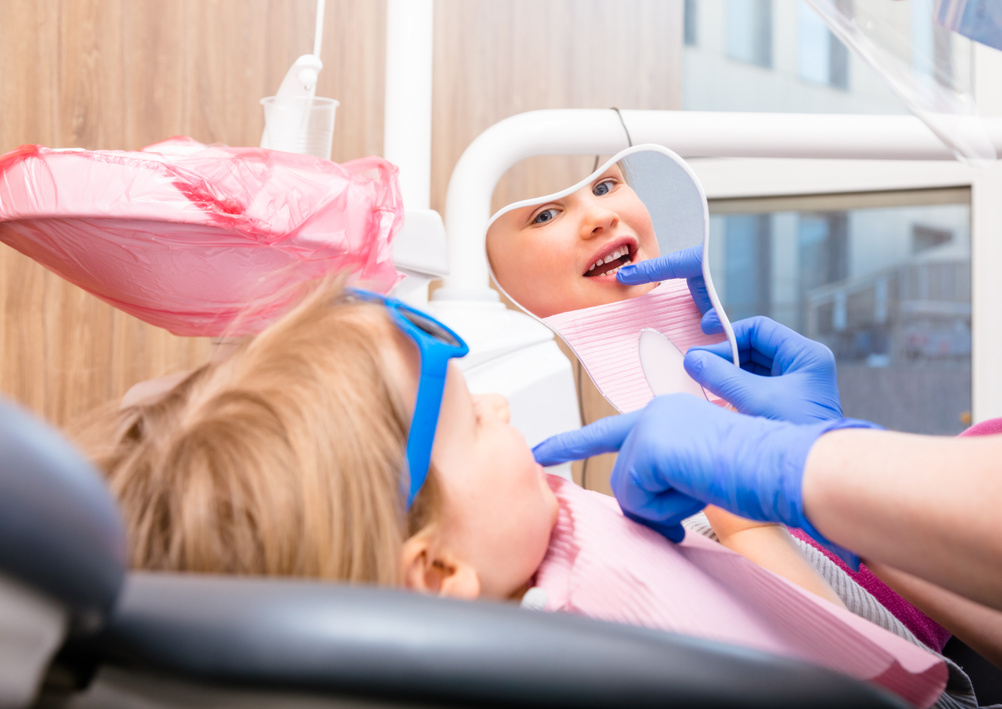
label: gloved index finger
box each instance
[616,245,703,285]
[532,410,641,466]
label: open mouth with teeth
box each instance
[583,244,636,278]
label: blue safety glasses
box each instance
[346,289,469,508]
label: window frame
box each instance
[685,47,1002,424]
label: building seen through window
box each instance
[682,0,946,114]
[910,0,955,88]
[797,0,849,89]
[708,194,971,435]
[725,0,772,68]
[684,0,698,46]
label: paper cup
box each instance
[261,96,339,160]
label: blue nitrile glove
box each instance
[684,316,843,424]
[533,394,878,567]
[617,246,722,335]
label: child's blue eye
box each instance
[593,179,616,196]
[532,208,558,224]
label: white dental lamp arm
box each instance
[436,108,1002,300]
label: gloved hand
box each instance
[617,246,722,335]
[684,316,843,424]
[533,394,876,566]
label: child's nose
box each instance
[581,203,618,238]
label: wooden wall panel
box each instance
[0,0,681,493]
[432,0,682,215]
[432,0,683,491]
[0,0,387,427]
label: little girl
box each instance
[74,278,831,601]
[73,278,975,708]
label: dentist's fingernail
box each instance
[701,310,723,335]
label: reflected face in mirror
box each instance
[487,165,660,319]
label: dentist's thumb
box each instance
[683,349,758,413]
[700,307,723,335]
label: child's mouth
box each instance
[583,245,635,278]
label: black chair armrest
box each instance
[0,399,126,625]
[79,572,907,708]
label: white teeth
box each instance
[585,246,632,276]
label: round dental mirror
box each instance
[486,144,738,412]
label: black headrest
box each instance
[83,573,907,708]
[0,399,126,626]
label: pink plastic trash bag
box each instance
[0,137,404,336]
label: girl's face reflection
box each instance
[487,164,659,318]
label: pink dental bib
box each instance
[532,475,946,708]
[542,280,726,412]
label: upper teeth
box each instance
[589,246,629,273]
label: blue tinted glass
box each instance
[709,199,971,434]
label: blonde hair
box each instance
[73,279,439,586]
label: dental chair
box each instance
[0,399,908,709]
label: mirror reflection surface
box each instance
[486,147,708,319]
[486,146,736,414]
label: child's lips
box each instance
[584,254,641,283]
[587,269,629,283]
[583,238,638,278]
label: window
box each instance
[797,0,849,89]
[683,0,907,113]
[726,0,773,68]
[911,0,954,87]
[722,214,772,320]
[684,0,698,46]
[708,192,971,434]
[798,213,848,296]
[912,224,953,254]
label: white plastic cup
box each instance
[260,96,339,160]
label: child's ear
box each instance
[401,533,481,600]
